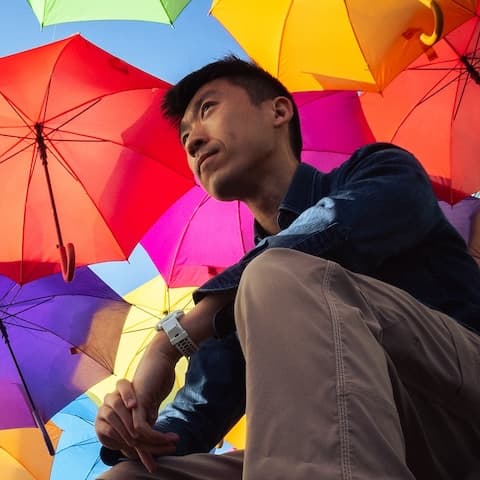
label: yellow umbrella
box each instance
[88,275,195,407]
[0,422,61,480]
[88,275,248,449]
[210,0,477,92]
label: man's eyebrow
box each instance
[179,89,218,138]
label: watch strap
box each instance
[156,310,198,357]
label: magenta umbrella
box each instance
[0,267,131,454]
[142,186,254,287]
[294,90,375,171]
[142,90,373,287]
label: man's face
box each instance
[179,78,277,201]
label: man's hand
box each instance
[95,379,179,468]
[95,292,235,472]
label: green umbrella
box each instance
[27,0,191,27]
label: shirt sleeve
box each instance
[153,333,245,455]
[194,144,439,306]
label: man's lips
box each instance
[197,150,217,174]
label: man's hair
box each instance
[162,55,303,160]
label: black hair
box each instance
[162,55,302,160]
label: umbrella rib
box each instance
[0,138,36,165]
[390,69,457,139]
[0,296,127,371]
[275,0,295,80]
[0,91,35,128]
[47,122,193,181]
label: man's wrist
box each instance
[150,329,182,364]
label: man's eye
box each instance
[201,102,214,116]
[181,133,189,146]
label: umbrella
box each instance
[360,11,480,203]
[50,394,108,480]
[87,275,195,408]
[0,267,131,454]
[27,0,191,27]
[0,34,193,284]
[439,196,480,243]
[210,0,477,92]
[141,186,255,288]
[0,422,61,479]
[86,274,247,454]
[142,90,373,287]
[293,90,374,171]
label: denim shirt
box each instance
[101,143,480,462]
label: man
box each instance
[95,57,480,479]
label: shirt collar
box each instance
[254,163,322,243]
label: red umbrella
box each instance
[360,11,480,204]
[0,34,194,284]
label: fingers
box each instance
[116,378,137,409]
[95,380,138,450]
[136,448,157,474]
[133,431,179,473]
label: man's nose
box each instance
[186,126,207,157]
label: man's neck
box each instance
[245,162,298,235]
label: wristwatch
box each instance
[155,310,198,357]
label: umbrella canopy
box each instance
[50,394,107,480]
[87,275,194,408]
[294,90,374,171]
[142,90,373,287]
[210,0,477,92]
[27,0,191,27]
[142,186,255,288]
[0,422,61,479]
[440,196,480,242]
[0,267,131,454]
[360,11,480,203]
[0,34,193,284]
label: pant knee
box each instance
[239,248,330,293]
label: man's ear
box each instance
[272,96,294,127]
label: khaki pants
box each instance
[98,249,480,479]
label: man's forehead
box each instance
[186,78,231,109]
[180,78,232,127]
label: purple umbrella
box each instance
[0,267,131,454]
[439,196,480,244]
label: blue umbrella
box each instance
[51,394,108,480]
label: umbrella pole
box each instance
[0,318,56,455]
[460,56,480,84]
[35,123,75,282]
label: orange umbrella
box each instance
[361,10,480,203]
[0,422,61,479]
[0,34,193,284]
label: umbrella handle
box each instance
[419,0,443,46]
[59,243,75,282]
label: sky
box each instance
[1,0,248,83]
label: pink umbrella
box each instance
[294,90,374,172]
[142,90,374,287]
[142,186,254,287]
